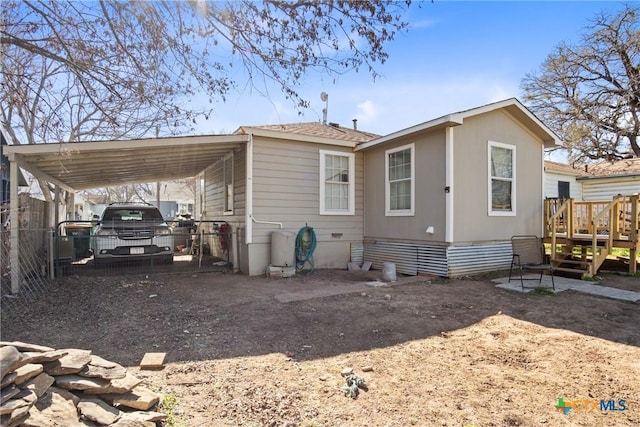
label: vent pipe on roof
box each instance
[352,119,358,130]
[320,92,328,125]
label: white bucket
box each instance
[381,262,397,282]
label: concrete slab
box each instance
[493,275,640,303]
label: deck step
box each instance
[551,258,591,267]
[552,266,589,275]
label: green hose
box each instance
[295,225,316,272]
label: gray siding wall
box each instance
[201,145,247,264]
[580,177,640,201]
[363,131,447,242]
[452,110,544,242]
[249,137,364,274]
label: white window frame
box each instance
[487,140,516,216]
[385,143,415,216]
[319,149,355,215]
[223,153,233,215]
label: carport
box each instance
[3,133,248,293]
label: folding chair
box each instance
[508,235,555,290]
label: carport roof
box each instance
[3,134,248,192]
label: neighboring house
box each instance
[195,98,559,276]
[544,160,586,200]
[1,131,28,207]
[544,158,640,201]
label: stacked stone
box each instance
[0,342,166,427]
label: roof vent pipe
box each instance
[320,92,328,125]
[352,119,357,130]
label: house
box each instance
[3,98,560,284]
[355,98,559,276]
[1,131,28,207]
[196,121,378,275]
[192,98,559,276]
[544,158,640,201]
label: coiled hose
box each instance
[295,225,316,272]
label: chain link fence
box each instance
[2,206,232,318]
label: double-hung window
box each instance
[488,141,515,215]
[319,150,355,215]
[385,143,415,216]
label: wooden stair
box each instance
[544,194,638,278]
[549,239,610,277]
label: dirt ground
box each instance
[2,268,639,427]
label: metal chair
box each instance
[508,235,555,290]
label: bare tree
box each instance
[521,4,640,162]
[1,0,410,202]
[1,0,411,142]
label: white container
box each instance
[271,230,296,267]
[381,262,397,282]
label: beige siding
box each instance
[363,131,447,242]
[250,137,364,272]
[200,145,248,267]
[452,110,545,242]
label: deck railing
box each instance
[544,194,639,275]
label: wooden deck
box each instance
[543,195,639,276]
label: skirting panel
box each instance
[363,242,418,275]
[364,241,512,277]
[447,243,512,276]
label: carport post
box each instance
[9,161,20,294]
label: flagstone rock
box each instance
[22,387,82,427]
[1,346,28,378]
[83,371,142,394]
[0,384,20,405]
[24,373,55,398]
[0,342,165,426]
[0,342,55,353]
[119,410,167,423]
[23,349,68,364]
[77,397,122,425]
[42,349,92,376]
[55,374,110,391]
[13,364,43,385]
[101,386,160,411]
[79,355,127,380]
[0,402,31,427]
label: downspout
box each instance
[245,133,253,244]
[445,126,454,243]
[9,159,20,293]
[245,134,283,242]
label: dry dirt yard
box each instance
[2,268,639,427]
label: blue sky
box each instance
[195,1,629,140]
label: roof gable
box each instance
[356,98,561,151]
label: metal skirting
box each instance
[363,242,418,275]
[364,241,512,277]
[350,242,364,264]
[446,243,512,276]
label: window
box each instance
[558,181,570,199]
[223,153,233,214]
[320,150,355,215]
[488,141,516,216]
[385,143,415,216]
